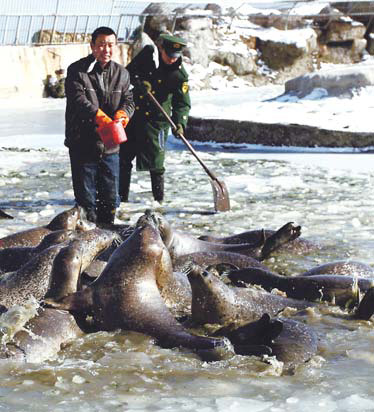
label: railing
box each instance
[0,14,144,45]
[3,7,374,46]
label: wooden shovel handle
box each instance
[146,90,219,182]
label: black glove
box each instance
[95,140,105,158]
[172,123,184,138]
[134,77,152,95]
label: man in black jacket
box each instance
[119,33,191,203]
[65,26,134,224]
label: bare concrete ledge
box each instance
[186,116,374,149]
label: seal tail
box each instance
[354,287,374,320]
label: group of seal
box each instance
[0,207,373,372]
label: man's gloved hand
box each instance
[114,110,129,128]
[142,81,152,93]
[95,140,105,158]
[172,123,184,138]
[134,78,152,95]
[96,108,112,127]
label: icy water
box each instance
[0,100,374,411]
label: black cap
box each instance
[159,33,187,58]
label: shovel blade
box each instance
[211,179,230,212]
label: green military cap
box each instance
[159,33,187,58]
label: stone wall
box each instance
[0,44,130,98]
[186,117,374,149]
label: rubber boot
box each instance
[83,207,97,224]
[96,207,116,226]
[150,172,164,202]
[119,168,131,203]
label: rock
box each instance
[249,13,309,30]
[257,29,318,71]
[284,64,374,97]
[179,17,213,32]
[319,38,367,64]
[212,46,257,75]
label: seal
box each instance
[137,210,301,262]
[0,228,117,309]
[0,229,77,274]
[45,221,226,351]
[268,317,318,371]
[170,251,272,317]
[0,206,81,249]
[300,260,374,279]
[227,267,374,308]
[0,307,84,362]
[198,228,322,255]
[213,314,318,371]
[186,264,311,326]
[173,251,270,273]
[45,228,121,301]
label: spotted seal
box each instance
[173,251,270,273]
[213,314,318,371]
[198,228,322,255]
[137,210,301,262]
[0,206,81,249]
[300,260,374,279]
[0,307,84,362]
[45,221,226,351]
[0,228,117,309]
[227,267,374,308]
[186,264,311,326]
[0,229,77,274]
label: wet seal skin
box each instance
[227,267,374,308]
[186,264,311,326]
[136,209,302,262]
[0,307,84,363]
[0,229,77,274]
[198,227,322,255]
[0,228,117,309]
[0,206,82,249]
[44,221,226,351]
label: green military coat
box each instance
[126,44,191,172]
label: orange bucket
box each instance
[98,120,127,149]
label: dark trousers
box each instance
[69,149,120,223]
[119,138,164,202]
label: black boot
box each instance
[119,168,131,203]
[150,172,164,202]
[96,207,116,226]
[82,207,97,224]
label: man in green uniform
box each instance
[119,33,191,203]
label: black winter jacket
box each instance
[64,54,134,155]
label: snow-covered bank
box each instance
[189,82,374,133]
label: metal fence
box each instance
[0,14,146,45]
[3,1,374,46]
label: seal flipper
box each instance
[354,287,374,320]
[44,288,94,313]
[260,222,301,260]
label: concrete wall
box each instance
[0,44,130,98]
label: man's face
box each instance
[91,34,117,67]
[160,47,179,65]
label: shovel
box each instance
[146,90,230,212]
